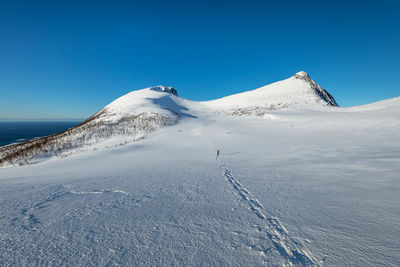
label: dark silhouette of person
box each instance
[216,149,220,159]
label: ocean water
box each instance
[0,121,82,147]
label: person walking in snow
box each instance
[216,149,220,159]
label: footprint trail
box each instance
[218,159,318,266]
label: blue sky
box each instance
[0,0,399,120]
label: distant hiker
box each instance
[216,149,220,159]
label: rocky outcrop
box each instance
[149,86,178,96]
[293,71,338,106]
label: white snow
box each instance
[203,72,337,112]
[0,73,399,266]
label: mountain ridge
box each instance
[1,71,396,167]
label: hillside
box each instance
[0,72,339,167]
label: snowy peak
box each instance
[0,85,184,167]
[96,84,184,124]
[204,71,339,113]
[293,71,310,79]
[149,85,178,96]
[292,71,338,106]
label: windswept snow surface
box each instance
[1,75,400,266]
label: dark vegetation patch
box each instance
[0,109,172,167]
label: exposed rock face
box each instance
[150,86,178,96]
[293,71,338,106]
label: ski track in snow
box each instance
[218,158,318,266]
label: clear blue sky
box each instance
[1,0,399,120]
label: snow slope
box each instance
[203,71,338,112]
[0,73,338,167]
[0,72,399,266]
[0,86,196,167]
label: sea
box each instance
[0,121,82,147]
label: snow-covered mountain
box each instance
[0,86,186,167]
[203,71,338,117]
[0,71,393,168]
[204,71,338,112]
[1,72,399,266]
